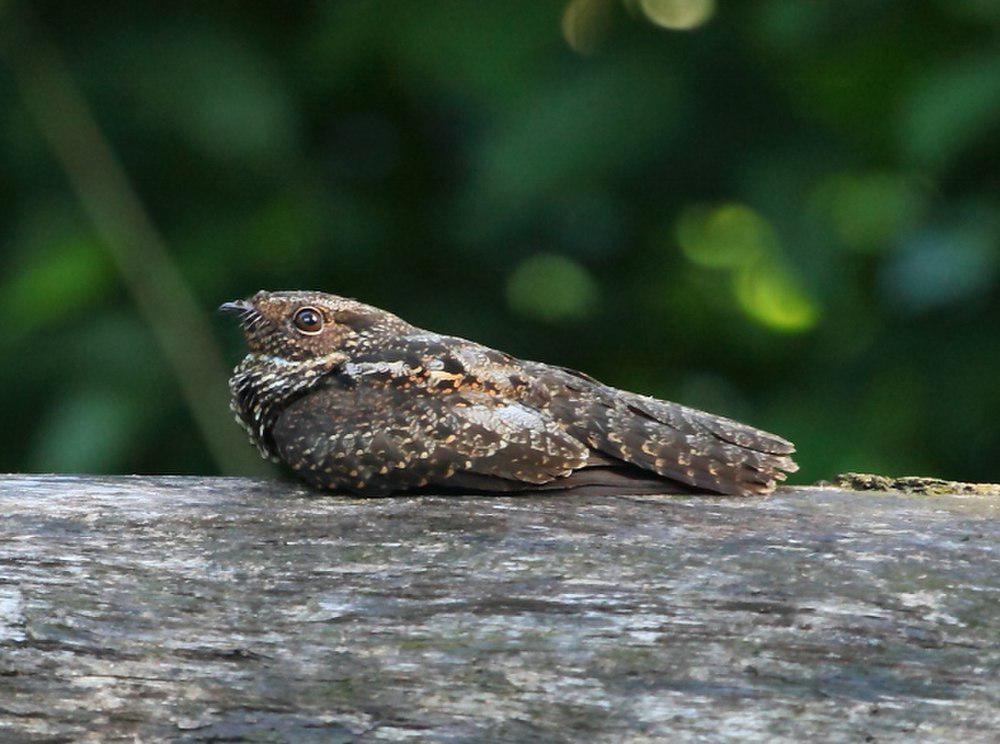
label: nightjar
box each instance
[221,290,798,496]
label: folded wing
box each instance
[271,375,590,495]
[533,365,798,496]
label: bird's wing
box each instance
[270,370,589,495]
[532,365,798,495]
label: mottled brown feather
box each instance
[225,290,799,496]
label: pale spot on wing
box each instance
[454,402,545,436]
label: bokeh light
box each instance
[506,253,600,322]
[562,0,615,54]
[636,0,716,30]
[672,201,818,332]
[733,262,820,333]
[881,218,999,312]
[1,231,114,339]
[810,172,927,252]
[675,202,777,269]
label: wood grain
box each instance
[1,475,997,742]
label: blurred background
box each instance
[1,0,997,484]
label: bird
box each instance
[220,290,798,497]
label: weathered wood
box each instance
[825,472,1000,496]
[0,475,997,742]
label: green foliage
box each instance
[0,0,997,482]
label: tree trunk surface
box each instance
[0,475,997,742]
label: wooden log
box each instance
[0,475,997,742]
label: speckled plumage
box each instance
[222,290,798,496]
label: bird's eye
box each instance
[292,307,324,334]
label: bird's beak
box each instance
[218,299,254,315]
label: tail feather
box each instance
[613,419,786,495]
[625,395,796,456]
[539,368,798,496]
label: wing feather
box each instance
[532,365,798,495]
[271,377,589,495]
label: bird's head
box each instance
[219,290,405,361]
